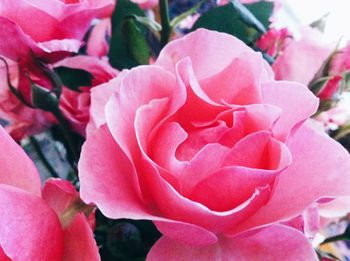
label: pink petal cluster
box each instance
[0,0,115,138]
[0,0,115,42]
[256,27,291,57]
[131,0,158,9]
[272,27,333,85]
[57,55,118,136]
[79,29,350,260]
[0,126,99,261]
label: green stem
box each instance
[29,136,59,178]
[159,0,171,48]
[51,108,79,172]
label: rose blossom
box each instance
[0,126,99,261]
[57,55,118,136]
[272,27,333,85]
[79,29,350,260]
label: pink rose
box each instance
[79,29,350,260]
[57,55,118,136]
[0,126,99,260]
[272,27,333,85]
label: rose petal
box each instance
[62,213,100,261]
[79,124,149,219]
[105,66,185,159]
[154,221,217,246]
[0,185,64,261]
[156,29,252,80]
[0,17,40,62]
[199,51,271,105]
[229,122,350,234]
[223,131,291,170]
[0,247,10,261]
[0,126,41,195]
[261,81,319,140]
[0,17,81,63]
[147,225,317,261]
[42,178,79,217]
[88,71,128,134]
[137,157,271,234]
[0,0,114,42]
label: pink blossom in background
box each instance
[0,0,115,42]
[256,28,292,57]
[272,27,333,85]
[315,93,350,130]
[317,75,343,100]
[330,42,350,75]
[316,42,350,100]
[79,29,350,260]
[57,55,118,136]
[0,0,115,138]
[0,126,99,261]
[0,17,82,109]
[86,18,112,58]
[0,59,56,140]
[131,0,158,9]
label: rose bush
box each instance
[79,29,350,260]
[0,126,99,260]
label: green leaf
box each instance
[129,15,161,37]
[170,0,204,29]
[192,1,271,44]
[309,76,330,95]
[31,84,59,112]
[122,18,151,65]
[192,4,248,42]
[230,0,267,33]
[108,0,147,70]
[244,1,273,30]
[310,13,329,32]
[54,67,93,92]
